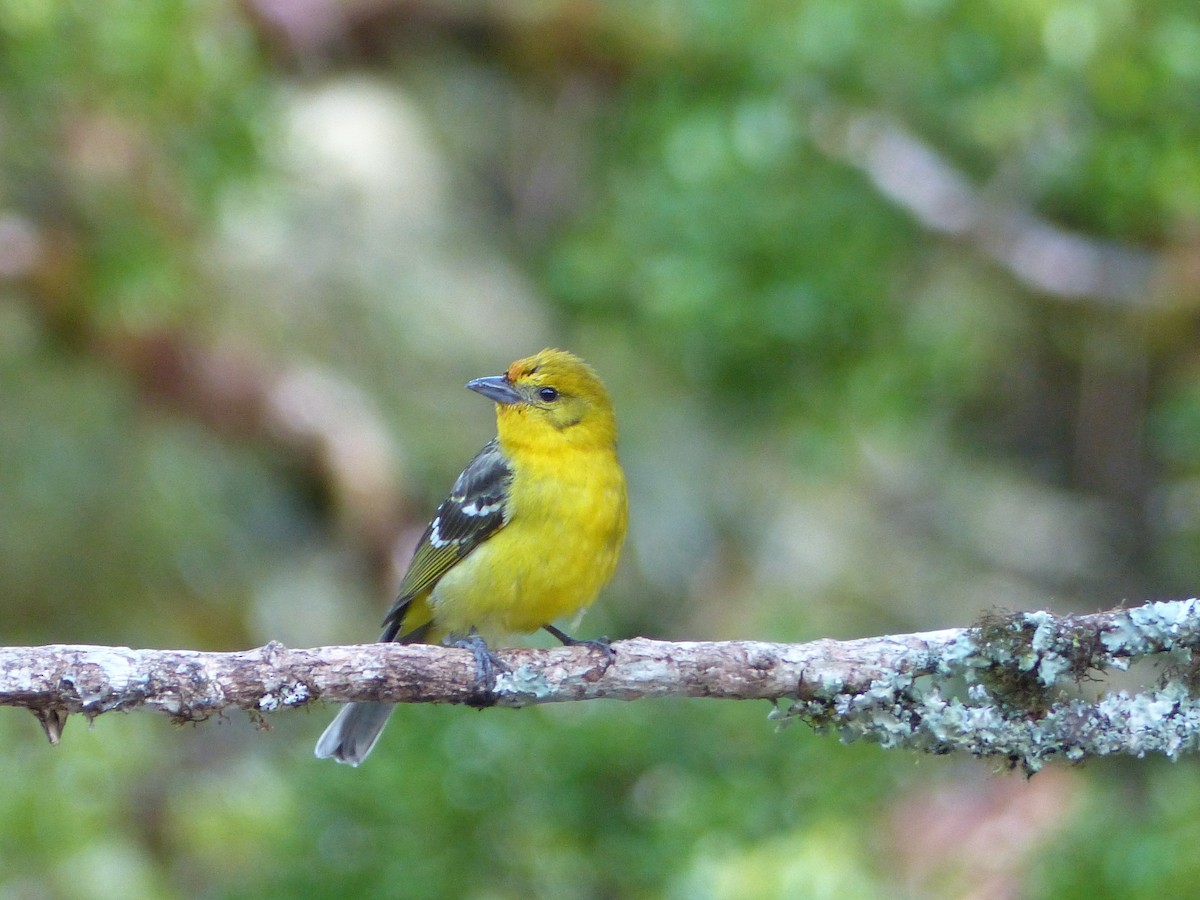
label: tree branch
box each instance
[6,598,1200,772]
[809,107,1191,308]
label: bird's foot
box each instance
[543,624,616,669]
[450,633,507,706]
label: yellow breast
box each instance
[429,446,627,638]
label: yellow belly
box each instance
[428,453,627,638]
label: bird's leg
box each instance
[449,631,506,705]
[543,624,616,668]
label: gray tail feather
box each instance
[314,702,396,766]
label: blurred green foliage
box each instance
[3,1,1200,897]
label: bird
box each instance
[315,348,628,765]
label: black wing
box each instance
[380,439,512,638]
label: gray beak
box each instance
[466,375,523,405]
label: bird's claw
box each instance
[543,625,616,669]
[450,633,507,705]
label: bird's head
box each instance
[467,349,617,449]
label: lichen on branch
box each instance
[779,599,1200,773]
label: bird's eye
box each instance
[538,387,559,402]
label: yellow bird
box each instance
[315,348,628,765]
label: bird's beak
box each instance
[466,375,524,405]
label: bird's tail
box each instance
[313,702,396,766]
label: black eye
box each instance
[538,387,559,402]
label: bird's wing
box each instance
[380,438,512,639]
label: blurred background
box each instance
[2,1,1200,897]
